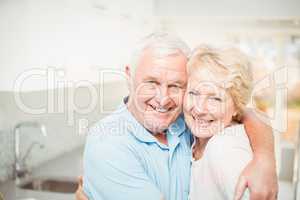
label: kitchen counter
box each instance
[0,147,84,200]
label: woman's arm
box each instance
[236,109,278,200]
[76,176,88,200]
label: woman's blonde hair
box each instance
[187,45,253,122]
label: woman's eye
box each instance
[188,91,197,96]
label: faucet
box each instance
[13,121,47,180]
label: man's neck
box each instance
[154,132,168,146]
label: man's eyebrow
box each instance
[144,76,186,86]
[144,76,159,81]
[172,80,186,86]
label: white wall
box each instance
[1,0,300,92]
[155,0,300,17]
[0,0,155,91]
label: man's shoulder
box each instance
[85,110,141,153]
[84,123,138,164]
[88,108,131,137]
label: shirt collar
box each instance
[118,97,186,144]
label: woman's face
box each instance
[183,67,237,139]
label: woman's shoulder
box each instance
[209,124,248,143]
[219,123,247,137]
[205,124,252,157]
[198,124,252,200]
[202,124,253,181]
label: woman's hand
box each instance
[236,108,278,200]
[75,176,89,200]
[234,153,278,200]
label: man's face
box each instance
[127,48,188,134]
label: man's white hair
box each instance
[130,32,191,72]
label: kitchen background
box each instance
[0,0,300,199]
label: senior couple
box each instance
[76,32,278,200]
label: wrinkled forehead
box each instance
[136,49,188,76]
[190,81,227,96]
[189,66,227,83]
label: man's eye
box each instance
[210,97,222,101]
[169,85,180,88]
[146,80,157,85]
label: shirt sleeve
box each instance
[83,134,163,200]
[206,134,253,200]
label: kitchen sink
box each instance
[18,178,78,193]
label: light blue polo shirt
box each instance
[83,100,192,200]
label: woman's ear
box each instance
[233,110,238,117]
[231,107,238,120]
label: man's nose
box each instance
[156,85,171,107]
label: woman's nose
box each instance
[194,98,208,114]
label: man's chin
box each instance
[143,113,180,134]
[144,124,169,135]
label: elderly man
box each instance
[76,32,278,200]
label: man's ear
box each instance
[125,65,132,89]
[125,65,131,80]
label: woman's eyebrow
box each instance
[189,88,218,96]
[206,92,218,96]
[189,89,200,94]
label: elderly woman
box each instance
[184,45,253,200]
